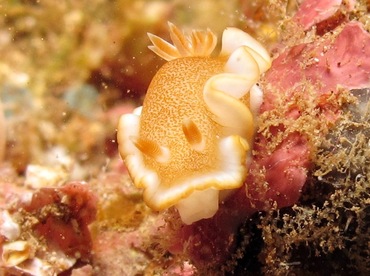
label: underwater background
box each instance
[0,0,369,275]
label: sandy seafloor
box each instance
[0,1,369,275]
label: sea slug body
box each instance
[117,22,271,224]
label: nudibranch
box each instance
[117,22,271,224]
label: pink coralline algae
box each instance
[167,21,370,270]
[24,183,97,259]
[0,181,97,274]
[293,0,356,31]
[265,22,370,100]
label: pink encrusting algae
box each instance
[0,181,97,274]
[293,0,356,31]
[163,20,370,271]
